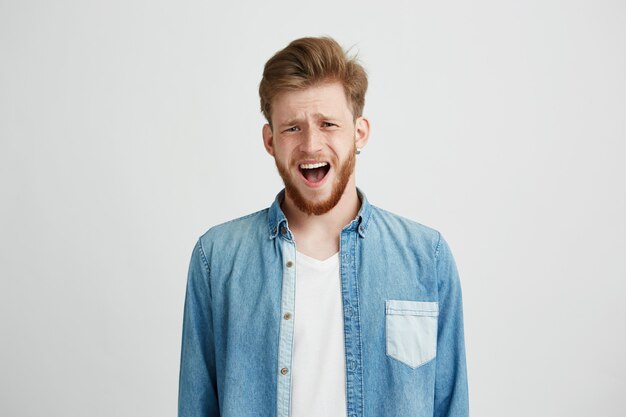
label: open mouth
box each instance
[299,161,331,184]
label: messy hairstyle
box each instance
[259,36,368,125]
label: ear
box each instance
[262,123,275,156]
[354,116,370,150]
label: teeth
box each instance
[299,162,328,169]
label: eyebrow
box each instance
[278,113,336,128]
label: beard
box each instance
[274,146,356,216]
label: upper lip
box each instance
[297,159,329,168]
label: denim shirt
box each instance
[179,189,469,417]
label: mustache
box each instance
[290,154,335,164]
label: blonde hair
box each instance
[259,36,368,125]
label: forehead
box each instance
[271,82,352,124]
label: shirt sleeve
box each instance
[434,233,469,417]
[178,239,220,417]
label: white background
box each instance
[1,1,625,416]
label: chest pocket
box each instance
[385,300,438,369]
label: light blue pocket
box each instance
[385,300,439,368]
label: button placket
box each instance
[276,237,297,417]
[340,228,364,417]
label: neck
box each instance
[281,181,361,239]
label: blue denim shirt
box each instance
[179,190,469,417]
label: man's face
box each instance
[262,82,369,215]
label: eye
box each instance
[283,126,300,133]
[322,122,338,128]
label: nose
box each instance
[300,127,323,154]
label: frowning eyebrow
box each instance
[277,113,337,128]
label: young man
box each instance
[179,37,469,417]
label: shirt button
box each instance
[359,225,364,233]
[280,367,289,375]
[283,312,292,320]
[286,261,294,268]
[280,226,287,235]
[345,306,353,318]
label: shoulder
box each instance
[367,205,458,281]
[198,208,269,252]
[369,205,440,241]
[368,205,446,257]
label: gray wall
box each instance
[1,0,625,416]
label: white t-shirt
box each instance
[291,251,347,417]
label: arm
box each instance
[178,240,220,417]
[434,233,469,417]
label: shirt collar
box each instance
[268,188,372,239]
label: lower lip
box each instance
[299,166,331,188]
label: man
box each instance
[179,36,468,417]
